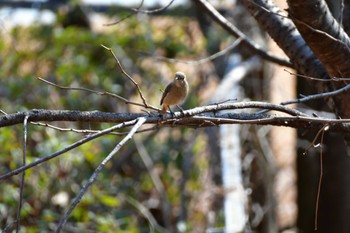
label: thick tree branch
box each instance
[241,0,350,119]
[287,0,350,117]
[0,101,302,127]
[287,0,350,78]
[191,0,293,67]
[242,0,329,80]
[1,102,350,133]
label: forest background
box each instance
[1,0,350,232]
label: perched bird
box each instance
[160,72,189,113]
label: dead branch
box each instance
[0,119,141,181]
[37,76,160,111]
[1,103,350,133]
[103,0,145,26]
[55,117,146,232]
[101,44,149,107]
[16,115,29,233]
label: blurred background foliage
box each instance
[0,2,225,232]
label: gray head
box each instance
[175,72,186,80]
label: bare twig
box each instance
[312,125,328,230]
[103,0,145,26]
[16,114,29,233]
[134,136,172,230]
[31,121,158,135]
[142,38,243,65]
[281,84,350,106]
[183,101,307,116]
[37,77,160,111]
[303,125,329,155]
[0,119,140,181]
[55,117,146,233]
[131,0,175,14]
[256,69,350,113]
[101,44,149,107]
[104,0,175,26]
[125,196,170,233]
[284,69,350,81]
[182,114,350,129]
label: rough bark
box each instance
[287,0,350,117]
[219,1,350,232]
[241,0,329,80]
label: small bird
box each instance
[160,72,189,113]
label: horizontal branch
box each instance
[1,102,350,133]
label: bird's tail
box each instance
[160,105,169,114]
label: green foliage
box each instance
[0,9,222,233]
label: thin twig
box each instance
[101,44,149,107]
[103,0,145,26]
[16,114,29,233]
[142,38,242,65]
[30,121,158,135]
[134,136,172,230]
[135,136,167,194]
[314,125,328,230]
[125,196,170,233]
[281,84,350,106]
[183,101,308,116]
[256,80,350,115]
[131,0,175,13]
[37,77,160,111]
[104,0,175,26]
[303,125,329,155]
[284,69,350,81]
[55,117,146,233]
[37,76,125,100]
[0,119,139,181]
[184,114,350,127]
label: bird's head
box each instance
[175,72,186,81]
[175,71,186,85]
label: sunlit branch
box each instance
[55,117,147,233]
[31,121,158,135]
[0,119,140,181]
[16,114,29,233]
[101,44,150,108]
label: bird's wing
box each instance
[160,83,172,105]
